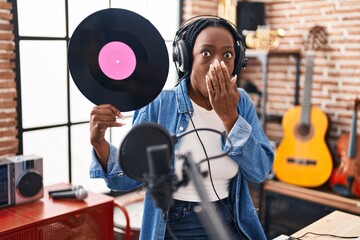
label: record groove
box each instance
[68,8,169,111]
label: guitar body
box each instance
[329,134,360,197]
[273,105,333,187]
[329,98,360,197]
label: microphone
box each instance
[119,123,175,182]
[119,123,176,212]
[118,122,237,239]
[48,185,84,196]
[51,187,88,200]
[119,123,231,181]
[146,144,174,212]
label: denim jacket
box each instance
[90,78,274,240]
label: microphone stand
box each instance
[177,152,232,240]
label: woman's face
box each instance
[189,26,236,99]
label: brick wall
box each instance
[183,0,360,149]
[182,0,220,20]
[0,0,17,157]
[1,0,359,158]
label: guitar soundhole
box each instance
[298,124,310,137]
[288,158,316,166]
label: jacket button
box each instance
[179,126,184,131]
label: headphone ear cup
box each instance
[175,39,190,73]
[241,56,248,69]
[233,40,247,75]
[239,43,247,68]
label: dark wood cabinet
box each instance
[262,180,360,239]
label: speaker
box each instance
[0,154,43,208]
[172,15,247,78]
[236,1,265,34]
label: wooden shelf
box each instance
[264,180,360,215]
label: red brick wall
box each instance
[183,0,360,149]
[0,1,17,157]
[2,1,359,157]
[182,0,220,20]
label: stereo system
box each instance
[0,154,43,208]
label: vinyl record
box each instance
[68,8,169,111]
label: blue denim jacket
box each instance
[90,79,274,240]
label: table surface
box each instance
[0,183,114,233]
[291,210,360,239]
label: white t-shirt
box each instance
[172,99,239,202]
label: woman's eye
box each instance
[224,52,233,59]
[201,51,211,57]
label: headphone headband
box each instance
[177,15,238,35]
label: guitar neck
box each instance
[301,52,314,125]
[348,105,358,158]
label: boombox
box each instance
[0,154,43,208]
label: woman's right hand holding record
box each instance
[90,104,125,169]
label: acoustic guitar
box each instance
[273,26,333,187]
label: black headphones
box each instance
[172,15,247,78]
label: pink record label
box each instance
[98,41,136,80]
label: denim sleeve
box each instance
[89,142,142,191]
[222,90,274,183]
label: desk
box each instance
[0,183,114,240]
[291,210,360,239]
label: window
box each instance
[15,0,180,193]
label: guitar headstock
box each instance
[305,25,328,52]
[355,98,360,110]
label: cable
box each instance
[290,231,360,239]
[178,79,249,240]
[176,128,233,183]
[176,128,233,163]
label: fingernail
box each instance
[118,113,125,120]
[221,61,226,66]
[210,64,214,70]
